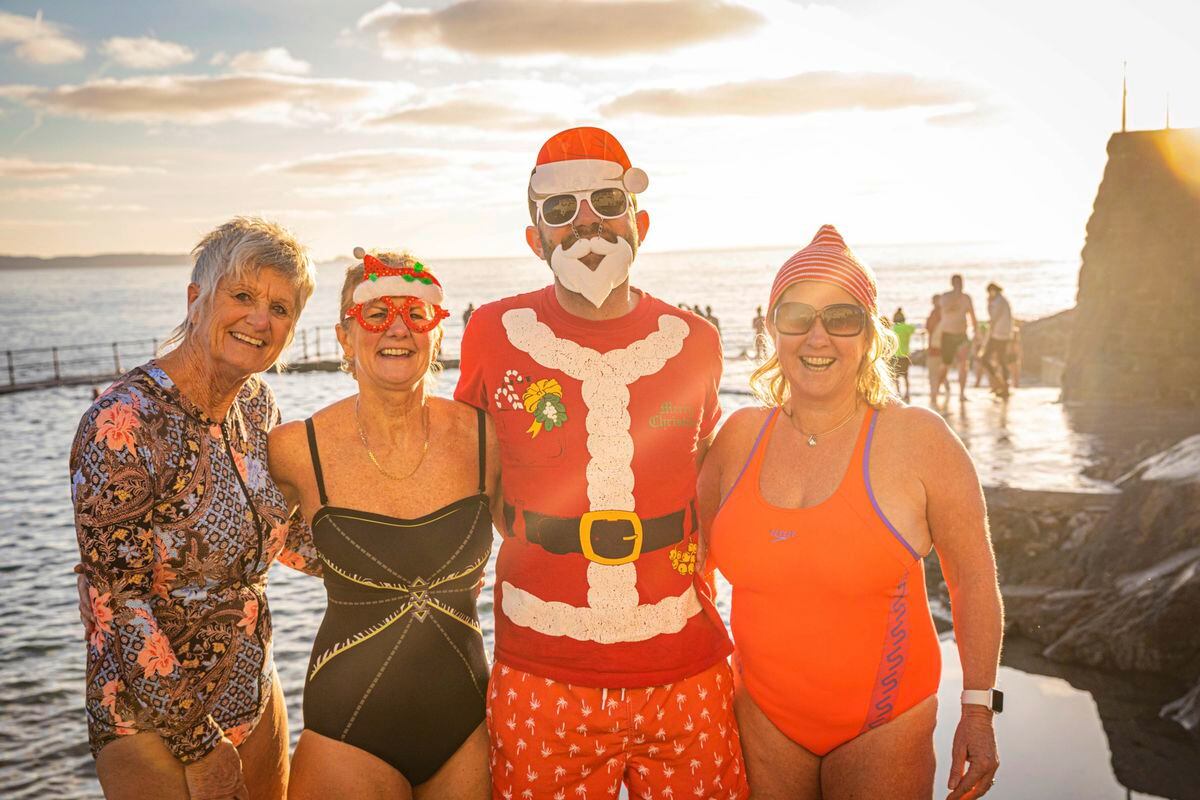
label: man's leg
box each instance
[625,661,749,800]
[486,662,623,800]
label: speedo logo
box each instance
[770,529,796,543]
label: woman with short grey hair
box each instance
[70,217,320,800]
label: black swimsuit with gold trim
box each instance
[301,410,492,785]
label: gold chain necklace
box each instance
[355,396,430,481]
[784,401,859,447]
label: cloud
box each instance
[101,36,195,69]
[0,10,86,64]
[4,183,106,201]
[358,0,764,57]
[260,149,447,180]
[601,71,980,117]
[0,74,402,126]
[91,203,150,213]
[228,47,311,75]
[364,98,566,131]
[0,156,151,180]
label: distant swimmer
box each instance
[752,305,767,360]
[938,274,978,401]
[983,282,1014,398]
[890,310,915,402]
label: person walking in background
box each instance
[700,225,1003,800]
[926,294,946,406]
[456,127,747,799]
[70,218,318,800]
[938,274,978,402]
[890,308,915,402]
[462,302,476,327]
[972,320,990,388]
[752,304,768,361]
[983,282,1014,398]
[705,303,722,336]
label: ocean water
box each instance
[1,246,1195,799]
[0,241,1078,362]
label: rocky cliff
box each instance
[926,435,1200,793]
[1063,128,1200,405]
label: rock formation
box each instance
[926,435,1200,794]
[1063,128,1200,405]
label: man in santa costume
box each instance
[456,127,747,799]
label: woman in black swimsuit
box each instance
[269,251,499,799]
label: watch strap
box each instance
[961,688,1004,712]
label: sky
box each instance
[0,0,1197,261]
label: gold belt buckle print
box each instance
[579,510,644,565]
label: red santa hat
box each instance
[529,127,649,196]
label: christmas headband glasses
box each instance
[344,252,450,334]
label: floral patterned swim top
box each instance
[70,361,319,763]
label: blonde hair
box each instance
[337,251,443,388]
[162,217,315,367]
[749,310,900,409]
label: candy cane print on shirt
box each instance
[498,307,703,643]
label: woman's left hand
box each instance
[946,706,999,799]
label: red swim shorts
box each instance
[487,659,748,800]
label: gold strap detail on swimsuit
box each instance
[309,604,414,680]
[309,553,489,680]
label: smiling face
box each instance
[188,266,298,381]
[769,281,869,407]
[338,295,440,393]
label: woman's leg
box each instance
[732,683,821,800]
[414,723,490,800]
[239,673,289,800]
[820,695,937,800]
[288,730,412,800]
[95,733,189,800]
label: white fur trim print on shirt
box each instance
[500,308,702,642]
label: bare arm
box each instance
[918,413,1002,797]
[967,297,979,338]
[266,423,322,577]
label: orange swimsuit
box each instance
[709,408,941,756]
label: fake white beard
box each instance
[548,234,635,309]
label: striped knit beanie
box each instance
[768,225,877,313]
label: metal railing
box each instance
[0,327,342,395]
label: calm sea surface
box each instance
[1,246,1195,799]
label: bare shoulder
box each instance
[875,402,957,448]
[710,406,773,466]
[878,402,979,479]
[269,398,350,469]
[434,396,480,432]
[268,418,308,453]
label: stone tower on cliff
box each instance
[1063,128,1200,405]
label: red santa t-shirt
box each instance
[455,285,732,687]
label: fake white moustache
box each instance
[549,235,634,309]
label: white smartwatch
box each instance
[961,688,1004,713]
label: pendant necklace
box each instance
[785,401,859,447]
[356,396,429,481]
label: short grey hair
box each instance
[161,217,316,362]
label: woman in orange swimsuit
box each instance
[700,226,1003,800]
